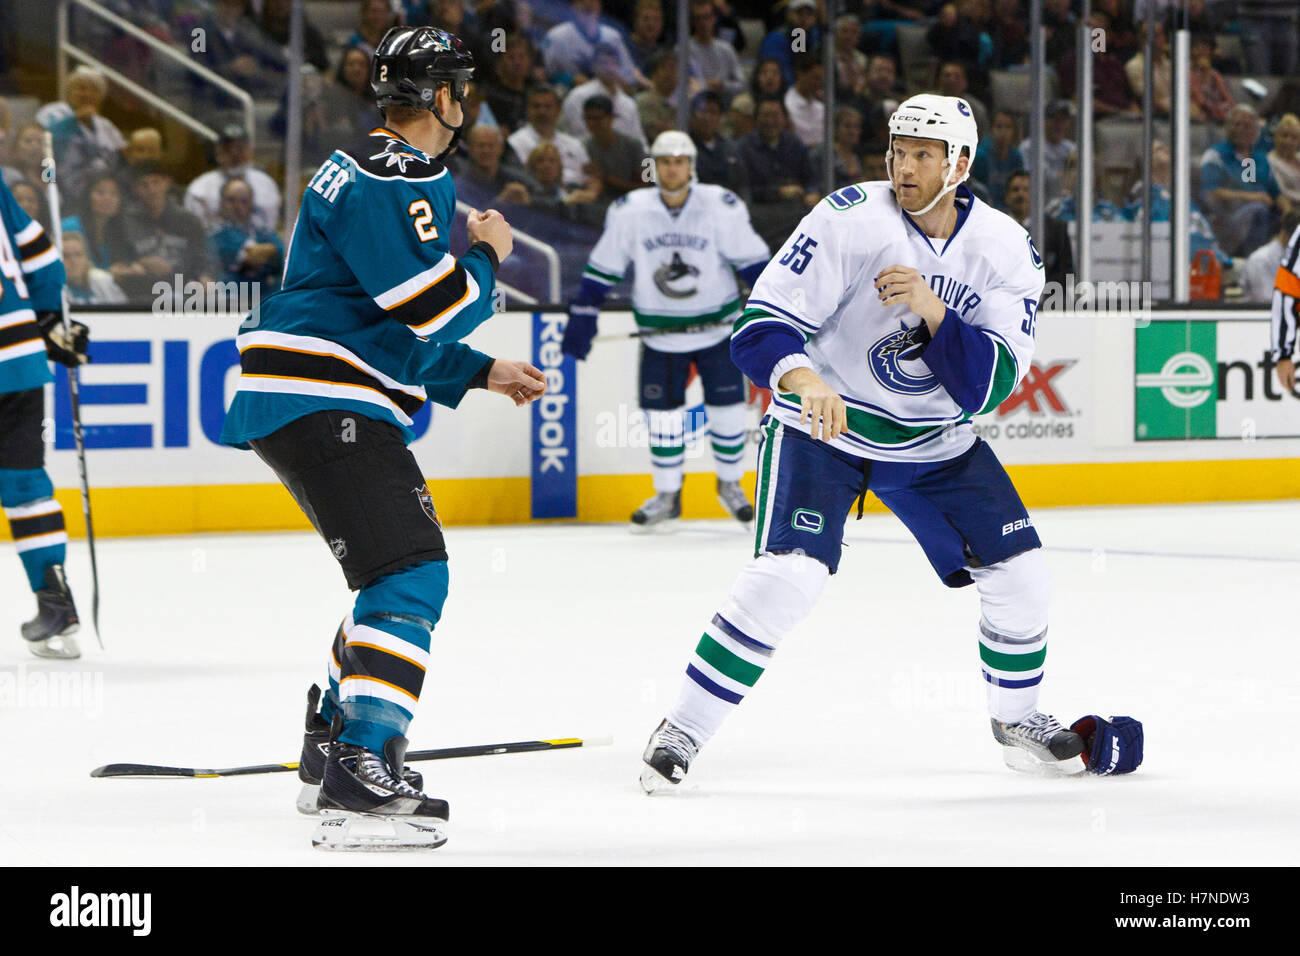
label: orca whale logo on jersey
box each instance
[1027,234,1044,270]
[867,323,939,395]
[653,251,700,299]
[412,485,441,526]
[370,139,429,174]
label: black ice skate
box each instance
[312,720,449,851]
[21,565,80,660]
[716,478,754,524]
[991,712,1085,776]
[631,490,681,529]
[640,718,700,793]
[296,684,422,815]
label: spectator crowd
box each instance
[2,0,1298,303]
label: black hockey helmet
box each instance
[371,26,475,112]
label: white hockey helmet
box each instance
[886,93,979,215]
[650,129,697,183]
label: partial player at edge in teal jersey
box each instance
[218,26,546,851]
[0,177,89,660]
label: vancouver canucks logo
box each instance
[370,138,429,173]
[412,485,440,526]
[1027,233,1044,269]
[867,322,938,395]
[653,252,699,299]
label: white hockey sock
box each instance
[667,553,827,745]
[647,408,685,493]
[970,550,1051,724]
[706,403,748,483]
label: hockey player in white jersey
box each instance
[562,131,770,527]
[640,95,1144,789]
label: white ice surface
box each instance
[2,501,1298,866]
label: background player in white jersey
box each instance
[640,95,1143,789]
[562,131,770,527]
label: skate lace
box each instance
[357,749,424,799]
[658,723,698,763]
[1015,712,1063,744]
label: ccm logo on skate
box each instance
[49,886,151,936]
[1001,517,1033,536]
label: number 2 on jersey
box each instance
[778,233,817,275]
[408,200,439,242]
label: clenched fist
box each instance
[467,208,514,264]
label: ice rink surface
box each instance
[3,500,1298,866]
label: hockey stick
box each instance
[592,318,733,343]
[90,736,613,778]
[41,133,101,646]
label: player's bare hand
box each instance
[1278,357,1296,395]
[487,358,546,407]
[778,367,845,442]
[875,264,945,326]
[467,207,514,263]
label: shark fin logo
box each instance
[370,139,429,173]
[412,485,440,526]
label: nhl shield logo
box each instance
[413,486,440,527]
[330,537,348,560]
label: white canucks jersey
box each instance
[582,183,770,353]
[735,181,1045,462]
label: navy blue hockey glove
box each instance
[1070,715,1143,775]
[36,310,90,367]
[562,303,599,361]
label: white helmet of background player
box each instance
[886,93,979,216]
[650,130,697,192]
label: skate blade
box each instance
[312,810,448,851]
[27,633,81,660]
[999,745,1086,778]
[629,518,680,535]
[296,782,321,816]
[640,765,682,794]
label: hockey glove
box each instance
[35,310,90,367]
[1069,715,1143,775]
[561,303,599,360]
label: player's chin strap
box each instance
[430,102,464,162]
[890,158,964,217]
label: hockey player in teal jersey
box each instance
[0,178,89,659]
[219,26,546,849]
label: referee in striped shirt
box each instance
[1273,218,1300,395]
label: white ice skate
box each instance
[630,490,681,531]
[716,479,754,525]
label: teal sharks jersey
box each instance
[0,179,64,395]
[220,127,499,447]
